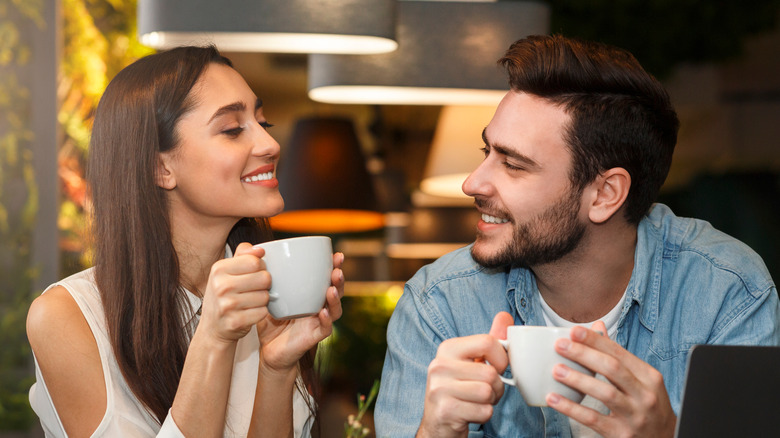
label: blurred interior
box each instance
[2,1,779,436]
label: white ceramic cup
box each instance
[257,236,333,320]
[499,326,595,407]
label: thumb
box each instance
[488,311,514,340]
[234,242,265,258]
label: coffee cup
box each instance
[257,236,333,320]
[499,326,595,407]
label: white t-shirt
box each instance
[538,289,627,438]
[29,266,314,437]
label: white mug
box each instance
[499,326,595,407]
[257,236,333,320]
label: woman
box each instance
[26,46,344,437]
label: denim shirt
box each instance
[375,204,779,438]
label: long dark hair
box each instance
[88,46,318,424]
[499,34,680,223]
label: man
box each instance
[374,35,779,438]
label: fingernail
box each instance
[557,338,571,351]
[553,365,569,378]
[547,393,560,405]
[252,243,264,250]
[572,326,586,341]
[595,330,605,336]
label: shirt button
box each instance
[520,297,527,307]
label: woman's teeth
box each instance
[243,172,273,183]
[482,214,509,224]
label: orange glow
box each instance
[270,209,385,233]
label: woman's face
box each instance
[158,63,284,228]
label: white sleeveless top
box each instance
[29,267,314,437]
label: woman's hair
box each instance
[88,46,317,424]
[499,34,680,224]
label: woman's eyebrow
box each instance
[208,101,247,124]
[255,98,263,111]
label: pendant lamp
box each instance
[308,0,550,105]
[269,117,385,234]
[420,105,497,198]
[137,0,398,54]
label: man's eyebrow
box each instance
[481,127,540,169]
[208,101,247,124]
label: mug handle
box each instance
[497,339,515,387]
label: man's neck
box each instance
[532,222,637,323]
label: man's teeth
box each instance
[243,172,273,183]
[482,214,508,224]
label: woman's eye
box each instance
[223,127,243,137]
[259,121,274,129]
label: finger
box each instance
[234,242,265,258]
[590,320,607,337]
[212,253,267,278]
[570,326,647,376]
[330,268,345,298]
[556,331,644,397]
[324,286,343,320]
[438,335,509,374]
[433,379,502,406]
[332,252,345,269]
[546,391,610,435]
[488,312,514,340]
[551,362,632,416]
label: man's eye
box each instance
[503,161,524,171]
[480,146,489,156]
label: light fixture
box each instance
[137,0,398,54]
[385,207,479,259]
[420,105,496,198]
[269,117,385,234]
[308,0,550,105]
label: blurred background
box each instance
[1,0,779,436]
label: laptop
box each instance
[674,344,780,438]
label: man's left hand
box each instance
[546,321,677,438]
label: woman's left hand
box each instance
[255,252,345,372]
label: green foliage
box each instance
[58,0,153,276]
[344,380,380,438]
[0,0,41,430]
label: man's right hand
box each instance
[417,312,515,438]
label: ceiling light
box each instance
[137,0,398,54]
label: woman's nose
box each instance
[251,124,280,158]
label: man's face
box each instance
[462,91,586,268]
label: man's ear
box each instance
[586,168,630,224]
[155,153,176,190]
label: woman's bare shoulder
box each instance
[27,285,108,436]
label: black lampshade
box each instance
[270,117,384,233]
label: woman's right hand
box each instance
[198,242,272,344]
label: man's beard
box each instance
[471,186,586,269]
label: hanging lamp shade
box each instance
[308,0,550,105]
[137,0,398,54]
[420,105,497,198]
[269,117,384,234]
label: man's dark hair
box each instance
[499,34,680,224]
